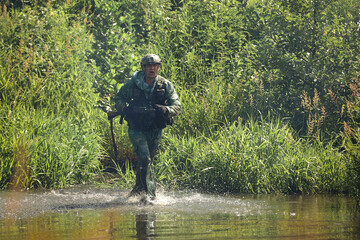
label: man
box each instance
[114,54,181,198]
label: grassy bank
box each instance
[154,117,348,194]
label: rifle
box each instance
[107,111,121,120]
[107,111,121,160]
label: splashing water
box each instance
[1,186,359,239]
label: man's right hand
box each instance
[107,111,121,120]
[154,104,168,116]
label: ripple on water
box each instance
[1,187,359,240]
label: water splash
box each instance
[1,188,358,240]
[0,186,265,219]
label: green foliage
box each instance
[1,2,97,116]
[1,108,101,189]
[147,0,246,87]
[85,0,148,108]
[158,117,347,194]
[240,0,360,136]
[111,160,136,189]
[343,133,360,206]
[341,77,360,205]
[0,2,102,189]
[170,79,244,136]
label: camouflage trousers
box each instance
[128,128,162,197]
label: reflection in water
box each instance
[0,187,359,240]
[136,213,156,239]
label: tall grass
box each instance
[341,77,360,205]
[167,79,244,137]
[0,2,103,189]
[156,117,347,194]
[1,107,102,189]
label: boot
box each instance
[129,167,146,196]
[146,164,156,199]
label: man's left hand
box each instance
[155,104,168,115]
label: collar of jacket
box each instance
[132,70,158,91]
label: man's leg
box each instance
[128,129,150,194]
[128,129,162,197]
[145,129,162,197]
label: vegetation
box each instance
[157,117,347,194]
[1,0,359,202]
[0,1,103,189]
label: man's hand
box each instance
[154,104,168,115]
[107,111,121,120]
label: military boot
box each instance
[130,166,146,195]
[146,164,156,199]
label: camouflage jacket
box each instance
[114,71,181,128]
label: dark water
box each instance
[1,186,359,240]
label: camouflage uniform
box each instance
[115,68,181,197]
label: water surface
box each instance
[1,186,359,239]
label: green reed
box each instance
[156,117,347,194]
[0,3,103,189]
[0,105,103,189]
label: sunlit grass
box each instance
[0,4,102,189]
[156,117,347,194]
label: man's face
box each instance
[142,63,161,79]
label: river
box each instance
[1,186,359,239]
